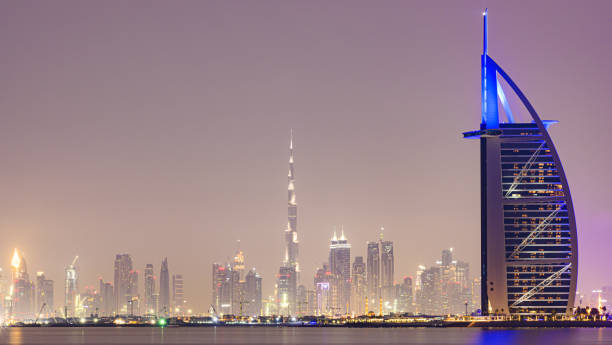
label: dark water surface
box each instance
[1,327,611,345]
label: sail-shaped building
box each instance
[464,10,578,316]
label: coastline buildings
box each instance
[277,131,299,316]
[212,249,263,317]
[463,10,578,316]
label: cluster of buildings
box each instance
[0,250,190,321]
[211,249,263,318]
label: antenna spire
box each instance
[483,8,488,55]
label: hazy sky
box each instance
[1,1,611,312]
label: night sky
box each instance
[1,1,610,311]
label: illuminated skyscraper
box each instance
[380,231,394,312]
[99,278,114,316]
[172,274,185,315]
[366,241,380,313]
[11,249,34,320]
[212,263,232,315]
[65,256,78,317]
[245,269,262,317]
[351,256,366,315]
[159,258,170,316]
[329,230,351,314]
[399,276,413,313]
[464,10,578,316]
[277,130,299,315]
[144,264,156,315]
[113,254,133,314]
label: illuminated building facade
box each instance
[212,263,232,315]
[464,10,578,316]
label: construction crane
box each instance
[71,255,79,267]
[35,303,48,325]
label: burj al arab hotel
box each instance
[464,10,578,316]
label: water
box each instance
[0,327,611,345]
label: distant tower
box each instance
[114,254,133,315]
[351,256,367,316]
[366,241,380,313]
[379,228,394,312]
[144,264,155,315]
[36,272,54,317]
[329,229,351,314]
[65,256,79,317]
[172,274,185,315]
[285,129,299,270]
[278,130,299,315]
[159,258,170,316]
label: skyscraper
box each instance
[380,232,394,312]
[314,264,331,316]
[351,256,366,316]
[64,256,78,317]
[99,278,114,316]
[212,263,232,315]
[399,276,413,313]
[36,272,54,317]
[329,230,351,314]
[127,270,139,315]
[172,274,185,315]
[144,264,156,315]
[277,130,299,315]
[113,254,133,314]
[245,269,262,317]
[11,249,34,320]
[159,258,170,316]
[366,241,380,314]
[463,10,578,316]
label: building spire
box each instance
[483,8,488,56]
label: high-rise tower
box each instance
[277,130,299,315]
[464,10,578,316]
[114,254,132,315]
[285,129,299,270]
[159,258,170,316]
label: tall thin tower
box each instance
[285,129,299,270]
[277,130,299,315]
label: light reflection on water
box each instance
[0,327,610,345]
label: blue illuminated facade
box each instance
[464,10,578,316]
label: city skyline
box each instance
[1,2,611,313]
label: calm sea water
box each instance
[0,327,611,345]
